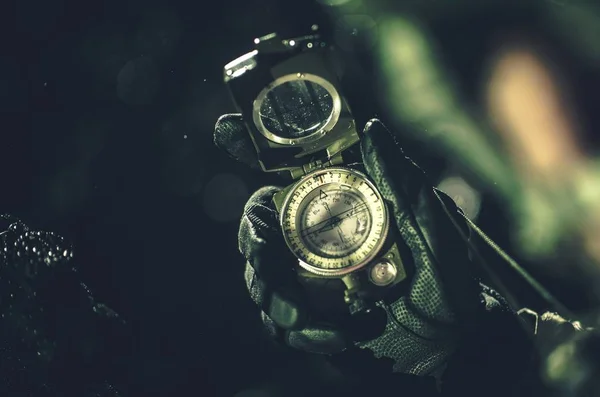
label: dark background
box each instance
[3,0,599,396]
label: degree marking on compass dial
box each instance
[280,167,389,276]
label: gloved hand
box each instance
[214,115,484,377]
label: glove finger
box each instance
[214,113,260,169]
[239,186,298,285]
[240,186,310,330]
[361,119,427,211]
[285,325,348,354]
[360,119,433,264]
[361,120,480,322]
[423,188,482,322]
[244,261,310,330]
[258,309,348,355]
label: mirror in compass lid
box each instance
[252,73,342,146]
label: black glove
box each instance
[215,115,484,377]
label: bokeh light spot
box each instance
[437,176,482,220]
[117,56,159,106]
[134,7,182,59]
[317,0,354,6]
[203,173,249,223]
[335,15,378,51]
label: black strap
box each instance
[431,189,576,334]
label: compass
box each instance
[279,167,388,277]
[224,29,409,314]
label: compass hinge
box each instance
[289,152,344,180]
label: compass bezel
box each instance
[252,73,342,146]
[279,167,389,277]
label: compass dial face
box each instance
[280,167,389,276]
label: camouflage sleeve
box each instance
[0,214,128,396]
[520,308,598,396]
[439,284,594,397]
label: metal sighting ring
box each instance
[252,73,342,146]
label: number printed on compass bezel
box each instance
[280,167,389,277]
